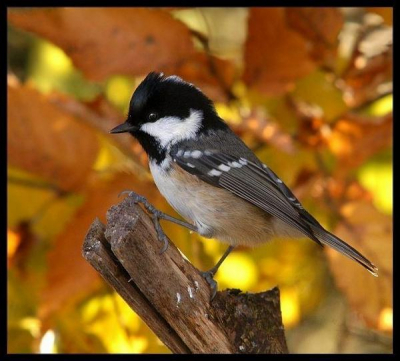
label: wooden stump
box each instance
[82,196,288,354]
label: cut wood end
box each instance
[82,218,106,260]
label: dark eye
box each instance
[148,112,158,122]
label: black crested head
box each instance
[129,72,161,113]
[110,72,228,163]
[128,72,220,125]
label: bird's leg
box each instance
[119,190,198,254]
[201,245,235,301]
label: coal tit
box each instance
[111,72,378,299]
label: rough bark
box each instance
[82,196,288,354]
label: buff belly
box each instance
[150,159,300,247]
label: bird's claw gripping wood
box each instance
[201,270,218,301]
[118,190,226,301]
[200,245,234,301]
[119,190,169,254]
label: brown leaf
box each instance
[293,170,373,215]
[174,52,236,102]
[230,109,295,154]
[242,8,316,96]
[39,174,159,320]
[8,8,236,101]
[289,98,326,149]
[327,113,392,170]
[48,94,150,176]
[286,8,343,66]
[326,200,392,330]
[342,51,392,108]
[7,79,99,192]
[8,7,195,81]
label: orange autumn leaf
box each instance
[8,8,236,102]
[327,113,392,170]
[174,52,236,102]
[286,8,343,65]
[8,8,195,81]
[326,200,392,330]
[242,8,316,96]
[7,78,99,192]
[39,173,159,321]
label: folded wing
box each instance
[170,147,378,276]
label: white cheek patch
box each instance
[140,109,203,148]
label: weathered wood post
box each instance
[82,196,288,354]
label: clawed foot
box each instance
[119,190,169,254]
[151,213,169,254]
[201,270,218,301]
[200,246,234,301]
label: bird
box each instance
[110,72,378,300]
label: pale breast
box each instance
[149,158,281,247]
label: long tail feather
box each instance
[310,225,378,277]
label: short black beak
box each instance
[110,121,138,134]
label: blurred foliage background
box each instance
[7,7,392,354]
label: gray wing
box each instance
[170,146,379,276]
[170,146,323,246]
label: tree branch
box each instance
[82,196,288,354]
